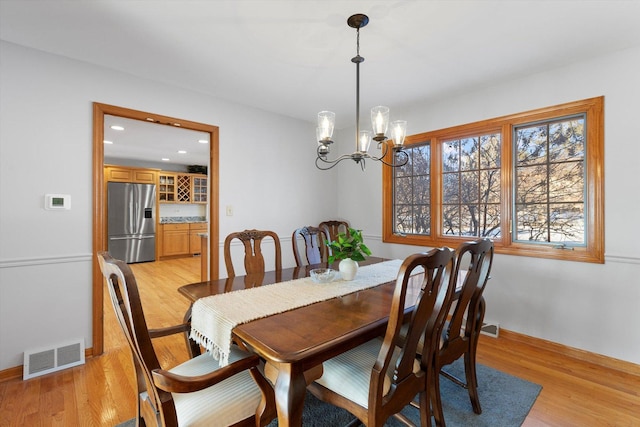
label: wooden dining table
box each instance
[178,257,407,427]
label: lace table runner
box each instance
[190,259,403,365]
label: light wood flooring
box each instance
[1,256,638,426]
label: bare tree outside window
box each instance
[442,134,501,238]
[394,143,430,234]
[514,116,586,245]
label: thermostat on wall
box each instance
[45,194,71,210]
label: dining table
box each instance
[179,257,419,427]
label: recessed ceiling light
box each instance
[198,139,208,144]
[162,158,170,161]
[177,150,187,154]
[110,125,125,131]
[103,140,113,144]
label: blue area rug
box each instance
[116,359,541,426]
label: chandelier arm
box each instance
[365,141,409,167]
[315,150,360,170]
[315,157,345,170]
[369,149,409,167]
[367,140,391,162]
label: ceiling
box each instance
[2,0,640,162]
[103,115,210,166]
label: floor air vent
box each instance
[480,321,500,338]
[23,339,85,380]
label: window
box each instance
[441,133,501,238]
[382,97,604,263]
[394,143,431,235]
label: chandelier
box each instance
[315,14,409,171]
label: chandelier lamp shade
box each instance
[315,14,409,171]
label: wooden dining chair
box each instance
[97,252,276,427]
[318,219,349,243]
[307,248,457,426]
[223,229,282,277]
[431,238,494,424]
[291,226,328,266]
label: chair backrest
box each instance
[97,251,175,426]
[291,226,328,266]
[369,247,457,424]
[318,220,349,243]
[224,229,282,277]
[440,238,494,365]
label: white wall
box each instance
[1,40,638,372]
[337,46,640,365]
[0,41,337,370]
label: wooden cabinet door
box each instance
[105,166,157,183]
[192,175,208,203]
[158,173,177,202]
[189,223,207,255]
[133,169,156,183]
[105,166,132,182]
[162,224,189,256]
[189,231,201,255]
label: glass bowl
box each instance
[310,268,337,284]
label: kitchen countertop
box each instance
[160,216,207,224]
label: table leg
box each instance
[274,362,307,427]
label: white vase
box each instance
[339,258,359,281]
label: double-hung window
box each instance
[382,97,604,263]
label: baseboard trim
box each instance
[498,329,640,377]
[0,365,22,382]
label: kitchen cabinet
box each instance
[189,223,208,255]
[159,222,208,258]
[192,176,208,203]
[105,165,157,184]
[158,173,177,202]
[160,223,190,257]
[158,173,207,204]
[176,174,191,202]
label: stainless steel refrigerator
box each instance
[107,182,156,263]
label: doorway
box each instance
[92,102,219,355]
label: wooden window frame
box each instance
[383,96,604,263]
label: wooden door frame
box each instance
[91,102,219,355]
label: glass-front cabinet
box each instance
[158,173,176,202]
[192,176,208,203]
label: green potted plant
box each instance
[326,228,372,280]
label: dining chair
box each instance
[431,238,494,424]
[224,229,282,277]
[291,226,328,266]
[318,219,349,243]
[307,248,457,426]
[97,252,276,427]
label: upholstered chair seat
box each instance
[166,346,266,426]
[314,338,421,408]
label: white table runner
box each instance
[190,259,403,365]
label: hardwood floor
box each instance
[1,256,639,426]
